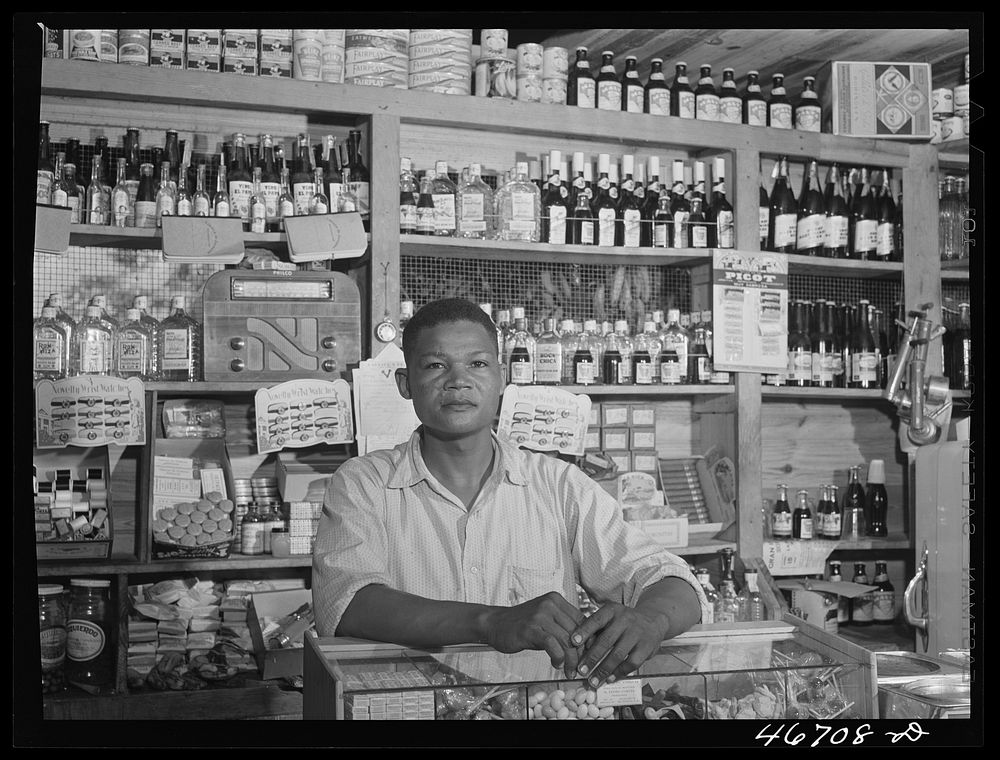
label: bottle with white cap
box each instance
[669,160,690,249]
[641,156,663,247]
[592,153,617,247]
[616,154,642,248]
[864,459,889,537]
[157,295,203,382]
[541,150,569,244]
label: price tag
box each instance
[595,678,643,707]
[35,377,147,448]
[161,216,245,262]
[284,212,367,262]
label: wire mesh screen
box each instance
[941,282,971,311]
[788,274,902,318]
[399,257,692,328]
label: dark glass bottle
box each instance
[670,62,695,119]
[687,326,711,384]
[133,162,157,229]
[823,483,843,540]
[891,176,904,262]
[794,76,822,132]
[850,167,878,260]
[346,129,370,218]
[827,301,848,389]
[767,73,793,129]
[621,55,643,113]
[260,134,282,232]
[795,159,825,256]
[743,70,767,126]
[657,339,680,385]
[542,149,569,245]
[567,47,596,108]
[718,67,742,124]
[694,64,720,121]
[786,300,812,387]
[291,134,314,216]
[843,465,867,540]
[876,169,897,261]
[874,308,890,390]
[37,120,55,204]
[615,154,642,248]
[851,563,874,626]
[771,483,793,539]
[792,489,814,539]
[707,157,734,248]
[570,192,594,245]
[643,57,670,116]
[164,128,181,189]
[415,174,435,236]
[851,299,879,389]
[595,50,621,112]
[592,154,617,248]
[602,340,623,385]
[640,156,662,247]
[688,197,709,249]
[951,302,972,391]
[759,174,770,250]
[872,561,896,624]
[823,164,850,258]
[810,301,836,388]
[652,195,672,249]
[227,133,253,230]
[64,579,115,692]
[768,157,798,253]
[668,159,690,249]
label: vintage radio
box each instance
[202,270,361,382]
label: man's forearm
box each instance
[337,584,497,648]
[633,576,703,640]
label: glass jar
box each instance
[65,578,115,693]
[270,527,291,558]
[38,584,67,694]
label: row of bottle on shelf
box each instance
[693,550,764,625]
[829,560,896,628]
[32,293,203,382]
[938,174,971,262]
[35,123,371,230]
[767,460,890,542]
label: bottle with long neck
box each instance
[876,169,897,261]
[591,153,617,248]
[595,50,621,111]
[707,157,734,248]
[324,134,343,212]
[639,156,662,247]
[542,150,569,245]
[258,134,282,232]
[851,167,878,260]
[120,126,141,228]
[670,62,695,118]
[191,164,210,217]
[873,308,890,390]
[616,154,642,248]
[33,306,70,380]
[695,64,720,121]
[175,163,192,217]
[59,158,82,224]
[430,160,457,237]
[718,68,742,124]
[794,76,822,132]
[248,167,267,232]
[950,302,972,391]
[865,459,889,538]
[398,156,418,234]
[621,55,643,113]
[567,47,595,108]
[632,321,660,385]
[291,134,314,216]
[688,196,709,249]
[572,321,598,386]
[228,133,253,229]
[669,160,690,249]
[810,301,836,388]
[644,57,670,116]
[158,295,202,382]
[851,563,874,626]
[346,129,370,218]
[37,120,55,204]
[416,172,436,235]
[660,308,690,383]
[767,73,793,129]
[687,325,711,384]
[133,162,157,228]
[796,159,826,256]
[872,560,896,625]
[767,157,797,253]
[743,70,767,126]
[890,176,904,262]
[85,152,109,226]
[212,159,231,218]
[823,164,850,258]
[309,167,329,214]
[108,155,132,228]
[154,160,175,227]
[850,299,879,389]
[163,129,181,191]
[785,300,812,387]
[45,293,77,377]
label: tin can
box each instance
[940,115,965,142]
[542,46,569,79]
[543,77,568,105]
[475,56,516,99]
[345,29,409,54]
[931,87,954,119]
[44,27,65,59]
[68,30,101,61]
[929,118,942,144]
[293,31,324,81]
[960,109,970,137]
[409,29,472,47]
[259,30,292,61]
[517,73,543,103]
[322,40,345,83]
[481,29,508,58]
[345,30,409,88]
[99,30,118,63]
[117,30,149,66]
[954,83,970,110]
[516,43,543,75]
[408,66,472,95]
[187,54,221,74]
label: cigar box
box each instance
[248,588,314,680]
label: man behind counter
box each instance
[312,298,709,689]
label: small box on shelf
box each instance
[248,587,313,680]
[34,447,114,560]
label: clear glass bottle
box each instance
[108,157,131,228]
[416,172,436,236]
[45,292,77,373]
[743,70,767,126]
[767,73,793,129]
[644,57,670,116]
[277,165,294,230]
[718,67,742,124]
[399,156,418,234]
[189,163,210,218]
[55,156,81,223]
[715,549,741,623]
[612,320,633,384]
[339,167,360,212]
[739,570,764,622]
[33,306,70,380]
[571,320,596,386]
[309,166,329,214]
[771,483,793,539]
[132,295,160,380]
[508,317,534,385]
[695,64,720,121]
[430,160,457,237]
[633,321,661,385]
[495,161,540,242]
[558,319,578,385]
[248,166,266,232]
[154,160,175,227]
[694,568,717,624]
[75,305,115,377]
[211,158,230,218]
[240,504,265,556]
[38,583,67,695]
[174,163,192,217]
[115,308,155,380]
[794,76,822,132]
[157,295,202,382]
[65,579,114,692]
[85,152,109,226]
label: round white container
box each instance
[929,118,942,144]
[517,73,543,103]
[480,29,508,58]
[954,83,970,110]
[543,77,568,105]
[931,87,954,119]
[516,43,543,75]
[293,31,324,81]
[940,115,965,141]
[321,35,345,83]
[68,30,101,61]
[542,46,568,79]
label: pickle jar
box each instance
[38,584,67,694]
[65,578,115,692]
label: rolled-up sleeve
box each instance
[312,458,392,636]
[563,465,712,625]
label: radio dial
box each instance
[321,336,337,349]
[230,337,246,350]
[230,359,245,372]
[322,360,338,373]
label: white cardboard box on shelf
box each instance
[816,60,933,138]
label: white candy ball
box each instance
[588,703,600,718]
[576,704,589,719]
[557,706,570,720]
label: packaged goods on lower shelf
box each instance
[33,452,113,559]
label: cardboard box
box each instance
[587,402,601,428]
[776,579,878,633]
[631,516,689,548]
[150,50,185,69]
[222,56,258,76]
[224,29,260,56]
[186,29,222,56]
[275,450,347,502]
[583,427,601,451]
[259,59,293,79]
[630,427,657,450]
[816,60,933,138]
[604,450,631,473]
[186,54,221,73]
[601,403,629,428]
[150,29,186,52]
[629,404,656,427]
[248,588,313,680]
[631,450,659,473]
[600,428,629,451]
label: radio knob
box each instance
[230,359,245,372]
[321,336,337,349]
[321,360,338,373]
[230,337,246,350]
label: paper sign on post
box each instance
[254,378,354,454]
[284,212,367,263]
[34,205,72,255]
[161,216,245,263]
[35,377,146,448]
[351,344,420,454]
[497,385,590,456]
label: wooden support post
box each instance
[367,113,401,359]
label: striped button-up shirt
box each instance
[312,428,710,636]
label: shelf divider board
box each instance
[735,372,764,561]
[370,112,402,350]
[114,573,130,694]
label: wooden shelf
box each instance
[936,137,970,169]
[673,535,738,556]
[761,387,890,401]
[36,554,313,577]
[563,384,734,396]
[828,533,913,552]
[940,259,970,281]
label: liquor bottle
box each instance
[612,321,633,384]
[796,159,825,256]
[644,57,670,116]
[89,294,119,334]
[814,484,831,538]
[187,163,209,218]
[45,293,77,375]
[891,176,904,261]
[533,318,562,385]
[309,167,329,214]
[343,129,369,219]
[668,160,690,249]
[718,68,742,124]
[651,193,672,249]
[607,160,620,209]
[415,172,436,236]
[174,163,192,217]
[595,50,620,111]
[823,164,850,258]
[872,308,889,390]
[688,196,709,249]
[598,328,623,386]
[639,156,661,247]
[851,167,878,260]
[791,489,813,540]
[570,187,594,245]
[767,157,797,252]
[694,569,718,624]
[115,308,154,380]
[633,321,661,385]
[794,76,822,132]
[121,126,141,227]
[740,570,764,622]
[572,321,597,386]
[33,307,70,380]
[338,167,360,212]
[851,563,874,626]
[828,560,850,626]
[660,309,689,383]
[864,459,888,538]
[950,302,972,391]
[154,160,175,227]
[758,165,770,251]
[158,295,203,382]
[568,151,587,211]
[743,70,767,126]
[460,163,494,239]
[428,160,456,236]
[771,483,792,539]
[254,134,281,231]
[556,319,577,386]
[239,504,265,556]
[53,156,80,224]
[133,162,157,228]
[670,62,695,119]
[323,135,343,212]
[809,301,836,388]
[786,300,812,387]
[842,465,867,541]
[876,170,897,261]
[824,484,843,540]
[691,160,707,206]
[616,155,642,248]
[850,299,879,389]
[590,153,616,247]
[85,152,110,226]
[707,157,735,248]
[496,162,540,242]
[715,549,741,623]
[228,133,253,228]
[541,150,568,244]
[695,64,720,121]
[267,603,315,649]
[398,156,418,234]
[508,317,534,385]
[621,55,643,113]
[131,295,160,380]
[104,156,129,228]
[567,47,595,108]
[290,134,314,216]
[162,128,181,192]
[687,326,711,384]
[872,561,896,625]
[75,305,115,377]
[248,167,266,232]
[37,121,55,204]
[767,73,792,129]
[211,159,231,219]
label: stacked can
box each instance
[293,29,325,81]
[223,29,258,76]
[260,29,293,79]
[98,30,118,63]
[67,30,101,62]
[954,80,970,140]
[117,30,150,66]
[345,29,409,89]
[407,29,473,95]
[186,29,222,74]
[516,43,544,103]
[542,46,569,105]
[321,29,346,84]
[150,29,186,69]
[475,28,514,99]
[230,479,254,554]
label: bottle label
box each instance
[261,182,281,219]
[717,210,734,248]
[161,327,191,369]
[124,179,139,225]
[795,104,822,132]
[279,199,295,221]
[400,204,417,232]
[349,181,370,216]
[40,627,67,670]
[647,89,670,116]
[824,215,849,248]
[51,188,68,207]
[696,356,711,383]
[696,94,720,121]
[597,81,622,110]
[534,345,562,382]
[659,360,680,384]
[625,85,643,112]
[598,208,616,246]
[431,193,456,231]
[609,186,619,200]
[747,101,767,126]
[67,195,81,224]
[460,194,486,232]
[241,522,264,555]
[576,79,596,107]
[66,619,106,661]
[33,335,63,372]
[229,180,253,221]
[787,350,811,381]
[716,609,736,624]
[824,512,841,538]
[811,352,835,384]
[797,214,826,249]
[214,200,231,219]
[853,594,874,623]
[852,352,878,382]
[774,213,797,247]
[691,224,708,248]
[417,206,435,233]
[854,219,877,252]
[117,337,146,373]
[579,220,594,245]
[547,205,567,243]
[759,207,770,240]
[769,103,793,128]
[37,171,54,203]
[799,518,814,539]
[873,591,895,622]
[719,97,742,123]
[635,362,654,384]
[772,512,792,537]
[876,223,895,257]
[672,211,689,248]
[510,360,533,384]
[328,183,343,211]
[677,91,695,119]
[79,337,109,374]
[622,208,641,247]
[312,199,330,214]
[293,182,314,215]
[157,194,174,220]
[653,221,669,248]
[176,197,192,217]
[575,360,595,385]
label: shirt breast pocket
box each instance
[508,565,564,605]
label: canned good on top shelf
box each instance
[68,30,101,61]
[480,28,508,58]
[517,73,543,103]
[475,56,516,99]
[292,30,324,81]
[544,78,568,104]
[409,29,472,47]
[939,115,965,142]
[117,29,149,66]
[931,87,954,119]
[516,43,544,75]
[345,30,409,89]
[542,46,569,79]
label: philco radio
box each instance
[202,270,362,382]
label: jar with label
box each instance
[270,527,291,558]
[65,578,115,692]
[39,584,67,694]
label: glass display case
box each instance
[303,617,878,720]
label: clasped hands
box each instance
[486,591,670,689]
